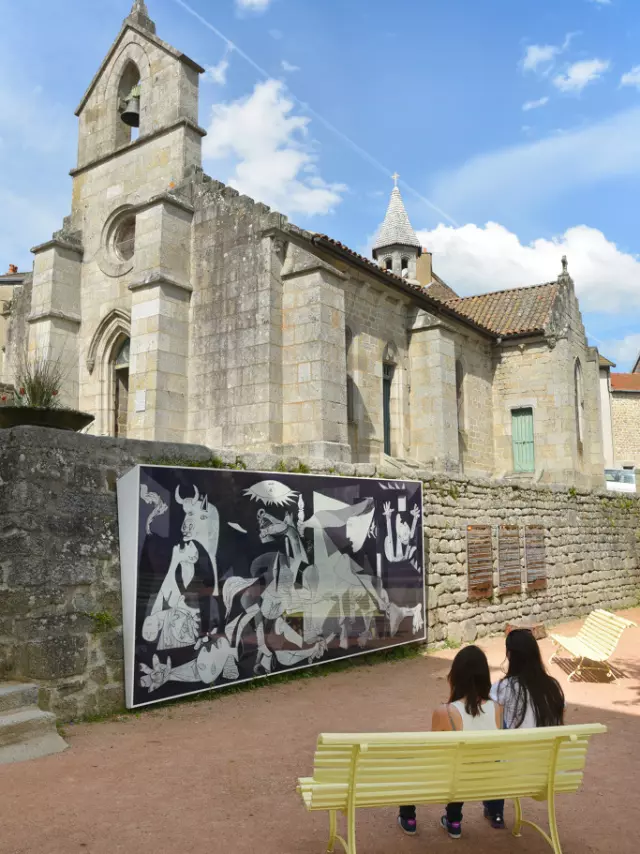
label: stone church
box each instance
[3,1,606,487]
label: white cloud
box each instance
[521,34,574,75]
[522,96,549,111]
[414,221,640,315]
[430,106,640,220]
[553,58,610,93]
[621,65,640,89]
[522,44,561,74]
[236,0,272,10]
[601,333,640,369]
[203,79,346,217]
[281,60,300,73]
[207,58,229,85]
[589,0,611,5]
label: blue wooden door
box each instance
[512,408,535,472]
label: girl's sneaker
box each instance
[483,807,506,829]
[440,816,462,839]
[397,816,417,836]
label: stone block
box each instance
[23,635,88,680]
[461,619,478,643]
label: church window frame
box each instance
[113,215,136,262]
[384,257,393,272]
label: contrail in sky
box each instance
[171,0,460,227]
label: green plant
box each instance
[568,487,577,498]
[85,610,118,634]
[11,352,66,409]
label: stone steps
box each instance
[0,683,68,765]
[0,682,39,714]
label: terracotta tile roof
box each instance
[311,233,567,341]
[444,282,559,337]
[611,373,640,392]
[425,277,459,302]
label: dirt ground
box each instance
[1,608,638,854]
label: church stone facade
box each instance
[3,2,606,488]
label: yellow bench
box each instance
[549,609,637,682]
[297,724,606,854]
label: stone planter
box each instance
[0,406,95,432]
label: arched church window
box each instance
[113,337,130,438]
[382,361,395,456]
[455,360,465,431]
[401,257,409,278]
[384,257,393,271]
[346,327,355,424]
[574,358,584,450]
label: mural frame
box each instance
[117,465,426,709]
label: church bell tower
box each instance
[372,175,422,280]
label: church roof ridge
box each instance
[448,280,558,302]
[372,185,422,252]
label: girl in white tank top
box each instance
[398,646,504,839]
[449,699,500,731]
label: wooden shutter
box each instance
[466,525,493,599]
[498,525,522,594]
[512,408,535,473]
[524,525,546,589]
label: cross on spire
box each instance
[131,0,149,14]
[392,172,400,187]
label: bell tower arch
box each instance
[74,1,205,171]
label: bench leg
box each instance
[567,657,584,683]
[512,798,523,838]
[547,790,562,854]
[327,811,337,853]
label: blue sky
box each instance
[1,0,639,368]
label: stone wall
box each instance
[612,391,640,468]
[0,426,638,720]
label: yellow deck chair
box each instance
[549,609,636,682]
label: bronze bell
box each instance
[120,84,141,128]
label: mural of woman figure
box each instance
[383,501,420,562]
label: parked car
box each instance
[604,469,637,493]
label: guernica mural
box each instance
[117,466,426,708]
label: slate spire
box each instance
[372,182,422,253]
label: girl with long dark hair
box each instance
[398,645,504,839]
[484,629,565,826]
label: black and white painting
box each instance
[117,466,425,708]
